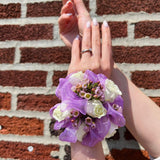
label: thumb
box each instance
[73,0,88,14]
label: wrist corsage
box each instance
[50,70,125,147]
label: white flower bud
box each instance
[85,100,107,119]
[69,71,85,85]
[104,79,122,102]
[52,103,71,122]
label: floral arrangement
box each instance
[50,70,125,147]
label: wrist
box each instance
[71,141,105,160]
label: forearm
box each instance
[71,141,105,160]
[111,64,160,157]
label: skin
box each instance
[59,0,91,48]
[68,20,113,78]
[68,18,109,160]
[59,0,160,159]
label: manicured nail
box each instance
[66,0,72,6]
[75,35,80,40]
[86,21,91,28]
[66,13,72,17]
[103,20,109,27]
[93,18,98,26]
[66,0,72,4]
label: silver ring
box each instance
[81,48,92,54]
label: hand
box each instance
[69,19,113,160]
[68,19,114,78]
[58,0,91,48]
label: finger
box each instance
[58,13,77,33]
[73,0,89,15]
[71,35,81,62]
[92,18,100,59]
[61,0,75,15]
[102,20,112,60]
[81,21,92,59]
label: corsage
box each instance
[50,70,125,147]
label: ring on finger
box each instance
[81,48,92,54]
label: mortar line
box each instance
[21,3,27,18]
[14,44,21,64]
[11,93,18,111]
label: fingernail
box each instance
[103,20,109,27]
[93,18,98,26]
[66,0,72,4]
[66,0,72,6]
[86,21,91,28]
[75,35,80,40]
[66,13,72,17]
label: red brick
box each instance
[113,46,160,63]
[0,116,43,136]
[0,71,47,87]
[20,47,71,64]
[0,48,15,64]
[17,94,60,112]
[105,149,150,160]
[27,0,89,17]
[150,97,160,106]
[100,22,127,38]
[131,71,160,89]
[109,22,127,38]
[0,24,53,41]
[96,0,160,15]
[0,93,11,110]
[27,1,62,17]
[0,141,59,160]
[0,3,21,19]
[135,21,160,38]
[124,128,136,140]
[53,71,67,86]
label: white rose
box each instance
[104,79,122,102]
[69,71,85,85]
[85,100,107,119]
[105,122,118,138]
[52,103,71,122]
[76,123,86,141]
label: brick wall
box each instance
[0,0,159,159]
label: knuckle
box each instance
[106,41,112,47]
[83,43,90,49]
[93,61,100,70]
[95,39,100,46]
